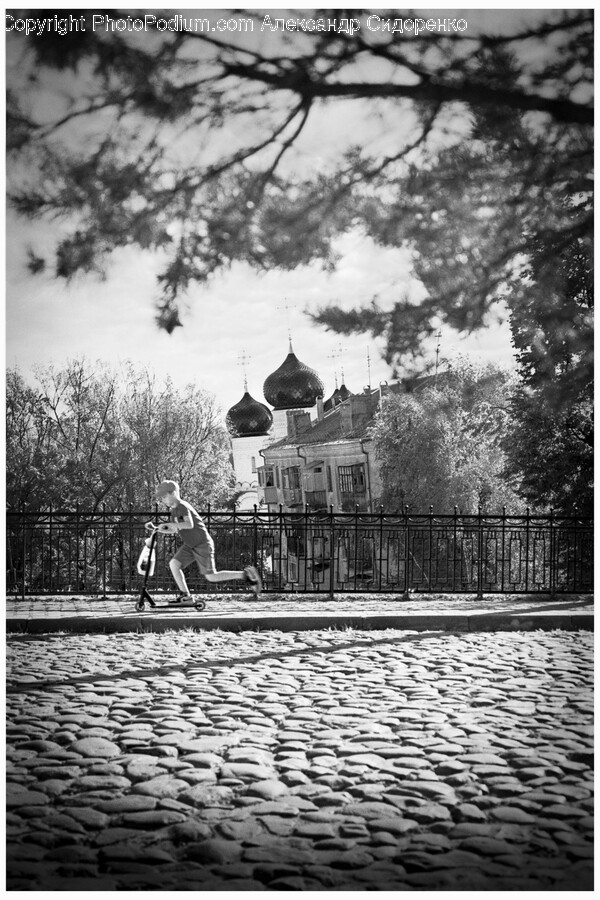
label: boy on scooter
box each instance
[154,480,261,604]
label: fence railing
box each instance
[6,506,593,598]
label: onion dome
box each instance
[226,391,273,437]
[263,343,325,410]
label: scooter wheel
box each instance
[194,600,206,611]
[136,600,145,612]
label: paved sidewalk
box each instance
[6,592,593,633]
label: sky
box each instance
[6,213,516,414]
[4,3,543,418]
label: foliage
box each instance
[501,232,593,515]
[7,9,593,354]
[119,365,235,507]
[6,359,234,510]
[370,361,523,513]
[501,392,592,517]
[506,226,593,412]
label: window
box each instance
[251,456,256,473]
[263,466,275,487]
[282,467,301,490]
[338,463,368,511]
[338,464,366,495]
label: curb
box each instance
[6,612,594,635]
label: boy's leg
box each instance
[196,543,261,596]
[168,552,194,604]
[204,570,243,582]
[204,568,261,597]
[169,558,189,592]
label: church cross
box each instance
[237,350,251,391]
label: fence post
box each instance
[452,506,459,591]
[500,506,506,593]
[428,505,434,592]
[48,502,53,592]
[403,505,410,599]
[231,502,237,571]
[476,506,484,599]
[549,508,555,598]
[128,503,133,592]
[279,504,285,592]
[353,504,360,592]
[102,502,107,600]
[378,505,384,591]
[75,502,80,592]
[329,505,335,598]
[21,501,26,600]
[253,504,258,570]
[525,507,530,593]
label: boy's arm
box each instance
[157,507,194,533]
[174,509,195,531]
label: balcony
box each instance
[305,490,328,511]
[340,493,368,512]
[263,486,279,504]
[282,488,303,507]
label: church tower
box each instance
[263,340,325,442]
[225,380,273,510]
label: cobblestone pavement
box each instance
[7,627,593,891]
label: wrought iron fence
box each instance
[6,505,593,598]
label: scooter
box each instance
[135,522,206,612]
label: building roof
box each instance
[265,389,382,452]
[323,382,350,411]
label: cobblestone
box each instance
[6,627,593,890]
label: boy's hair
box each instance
[156,480,180,498]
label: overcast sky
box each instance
[5,4,528,416]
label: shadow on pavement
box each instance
[6,628,453,693]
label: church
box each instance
[225,340,397,512]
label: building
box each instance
[225,336,413,515]
[225,383,273,510]
[225,340,404,589]
[226,340,325,509]
[225,338,401,513]
[255,382,403,590]
[257,387,386,512]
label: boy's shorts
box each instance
[174,541,217,575]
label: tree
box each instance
[370,361,523,513]
[501,232,593,515]
[119,365,235,507]
[501,395,592,517]
[6,368,61,509]
[6,361,128,510]
[6,359,234,509]
[7,8,592,363]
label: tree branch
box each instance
[221,61,592,125]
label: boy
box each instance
[154,480,261,604]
